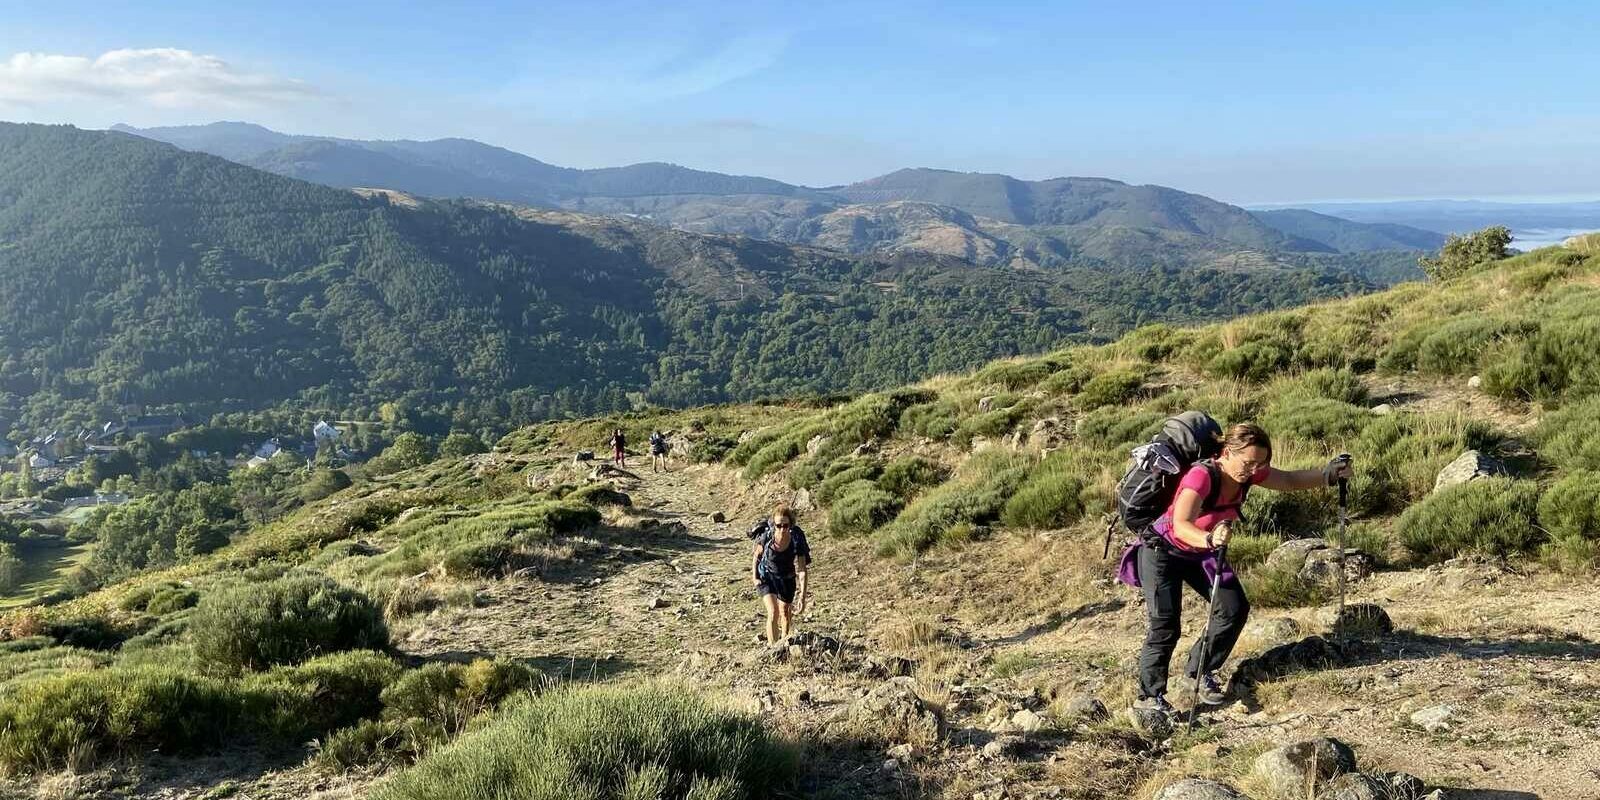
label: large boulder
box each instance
[1127,706,1174,739]
[1266,538,1372,585]
[1433,450,1504,492]
[1317,774,1389,800]
[1232,636,1347,691]
[1253,737,1357,799]
[848,677,945,745]
[806,434,831,456]
[1154,779,1252,800]
[1317,603,1394,637]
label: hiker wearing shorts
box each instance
[752,505,810,644]
[1131,423,1352,714]
[649,430,669,473]
[609,428,626,467]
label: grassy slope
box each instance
[1,244,1597,796]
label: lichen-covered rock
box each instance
[1254,737,1357,798]
[1317,603,1394,637]
[1154,779,1251,800]
[848,677,945,745]
[1433,450,1504,492]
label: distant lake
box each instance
[1513,227,1596,249]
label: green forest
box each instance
[0,123,1370,437]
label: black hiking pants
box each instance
[1136,542,1249,699]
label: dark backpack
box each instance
[1111,411,1224,545]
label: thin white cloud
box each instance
[0,48,317,108]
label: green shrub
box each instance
[1396,478,1542,563]
[1001,452,1092,530]
[1270,369,1369,406]
[302,469,354,503]
[1224,533,1279,570]
[900,397,962,439]
[1076,407,1163,448]
[439,540,515,578]
[1415,318,1523,376]
[725,428,784,468]
[145,587,200,615]
[382,658,543,735]
[241,651,403,739]
[0,667,238,773]
[974,359,1056,390]
[1418,225,1511,282]
[827,482,902,537]
[1242,564,1330,609]
[1377,325,1431,374]
[1039,364,1095,396]
[953,404,1029,445]
[1209,342,1290,384]
[1481,316,1600,402]
[815,462,881,504]
[192,575,389,674]
[689,435,736,464]
[371,683,797,800]
[876,450,1033,558]
[1261,398,1369,445]
[1534,396,1600,471]
[1538,472,1600,545]
[1074,368,1147,410]
[1346,413,1498,515]
[1118,324,1193,362]
[876,456,948,500]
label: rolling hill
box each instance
[114,122,1440,279]
[0,123,1371,435]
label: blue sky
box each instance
[2,0,1597,203]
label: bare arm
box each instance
[793,556,810,612]
[751,542,762,585]
[1258,466,1328,492]
[1169,488,1214,550]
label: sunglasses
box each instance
[773,522,792,530]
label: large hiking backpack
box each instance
[1113,411,1224,538]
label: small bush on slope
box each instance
[827,482,902,537]
[0,651,400,774]
[876,450,1033,558]
[1397,478,1542,564]
[876,455,948,501]
[371,683,796,800]
[191,575,388,674]
[1001,451,1097,530]
[1534,396,1600,471]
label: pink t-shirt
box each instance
[1153,464,1269,553]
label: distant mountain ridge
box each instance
[2,123,1374,433]
[113,122,1439,279]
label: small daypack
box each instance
[1110,411,1224,549]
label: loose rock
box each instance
[1433,450,1503,492]
[1317,774,1387,800]
[1062,695,1109,722]
[1153,779,1251,800]
[573,450,595,462]
[982,735,1023,760]
[646,596,669,610]
[849,677,945,745]
[1253,737,1357,798]
[710,511,726,524]
[1244,617,1302,645]
[1387,772,1426,797]
[1369,403,1394,416]
[1127,706,1174,739]
[1011,708,1048,734]
[1410,704,1456,733]
[1318,603,1393,637]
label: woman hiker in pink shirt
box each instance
[1131,423,1353,714]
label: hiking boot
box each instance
[1132,694,1175,716]
[1189,673,1228,705]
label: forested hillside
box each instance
[0,124,1370,435]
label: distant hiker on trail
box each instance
[649,430,669,473]
[609,428,627,468]
[1116,420,1352,716]
[751,505,810,644]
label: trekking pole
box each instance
[1335,456,1350,630]
[1189,544,1228,731]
